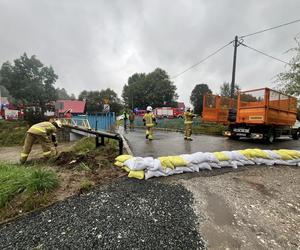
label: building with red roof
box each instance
[55,100,86,116]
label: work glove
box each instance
[51,134,56,142]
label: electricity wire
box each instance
[240,42,291,65]
[240,19,300,38]
[170,40,233,79]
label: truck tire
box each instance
[292,129,300,140]
[266,130,275,143]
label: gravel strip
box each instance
[0,179,204,249]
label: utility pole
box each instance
[230,35,238,98]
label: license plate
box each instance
[236,133,247,136]
[233,128,250,133]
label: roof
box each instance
[56,100,86,113]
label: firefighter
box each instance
[129,110,135,130]
[20,120,62,164]
[64,109,72,125]
[123,110,129,130]
[184,107,196,141]
[143,106,156,140]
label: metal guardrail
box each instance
[62,122,123,155]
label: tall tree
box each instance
[78,88,123,114]
[220,82,241,98]
[122,68,178,109]
[190,84,212,115]
[0,53,58,109]
[277,38,300,96]
[56,87,74,100]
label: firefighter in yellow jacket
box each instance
[184,107,196,141]
[20,120,62,164]
[143,106,156,140]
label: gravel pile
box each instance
[0,179,204,249]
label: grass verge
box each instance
[133,117,227,135]
[0,162,59,208]
[0,120,28,146]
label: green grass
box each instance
[134,117,227,135]
[69,137,119,156]
[0,162,59,208]
[79,179,95,192]
[69,137,96,154]
[0,120,28,146]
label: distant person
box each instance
[184,107,196,141]
[64,109,72,124]
[143,106,156,140]
[129,110,135,130]
[123,110,129,130]
[20,120,62,164]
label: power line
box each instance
[241,19,300,38]
[170,40,233,79]
[240,42,291,65]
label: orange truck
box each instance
[202,88,300,143]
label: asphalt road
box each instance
[122,128,300,157]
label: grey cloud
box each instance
[0,0,299,105]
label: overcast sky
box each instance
[0,0,299,105]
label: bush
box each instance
[24,108,44,126]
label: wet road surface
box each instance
[122,128,300,157]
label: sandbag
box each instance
[115,154,133,162]
[128,170,145,180]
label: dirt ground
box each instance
[178,166,300,250]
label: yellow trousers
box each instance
[146,126,154,140]
[20,133,53,163]
[184,123,192,139]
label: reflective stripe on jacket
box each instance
[184,112,195,124]
[143,113,155,127]
[27,122,57,137]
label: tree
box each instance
[220,82,240,98]
[78,88,123,114]
[56,88,71,100]
[0,53,58,109]
[190,84,212,115]
[277,38,300,96]
[122,68,178,109]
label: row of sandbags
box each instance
[114,149,300,180]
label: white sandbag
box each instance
[218,161,237,169]
[189,164,200,172]
[252,158,275,166]
[230,160,244,167]
[264,150,281,159]
[147,159,162,171]
[175,166,195,173]
[180,154,194,164]
[239,159,255,165]
[189,152,218,164]
[145,170,167,180]
[197,162,212,170]
[209,162,222,169]
[223,151,247,161]
[124,157,147,170]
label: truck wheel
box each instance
[292,129,300,140]
[266,132,274,143]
